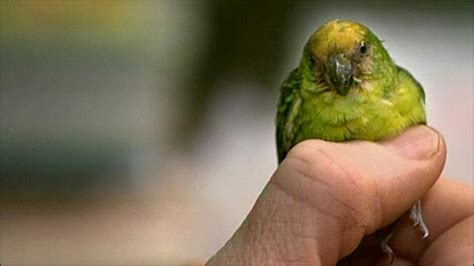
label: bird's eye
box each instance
[359,42,367,54]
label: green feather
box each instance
[276,20,426,162]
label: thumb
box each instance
[271,125,446,263]
[207,126,446,266]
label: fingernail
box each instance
[382,126,440,160]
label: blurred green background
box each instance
[1,0,472,264]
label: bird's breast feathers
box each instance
[291,79,423,142]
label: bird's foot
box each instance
[409,200,429,239]
[377,231,394,264]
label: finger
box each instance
[420,215,474,265]
[375,126,446,227]
[272,126,446,262]
[388,178,474,261]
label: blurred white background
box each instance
[1,1,472,264]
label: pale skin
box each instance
[207,126,474,265]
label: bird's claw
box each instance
[377,231,394,264]
[410,200,429,239]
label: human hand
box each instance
[207,126,474,265]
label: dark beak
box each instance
[326,53,353,95]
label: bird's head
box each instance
[304,20,391,96]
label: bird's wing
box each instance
[395,66,427,125]
[276,68,302,163]
[397,66,425,103]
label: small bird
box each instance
[276,19,428,260]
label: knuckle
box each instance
[286,139,332,164]
[285,141,371,223]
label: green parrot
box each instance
[276,19,427,259]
